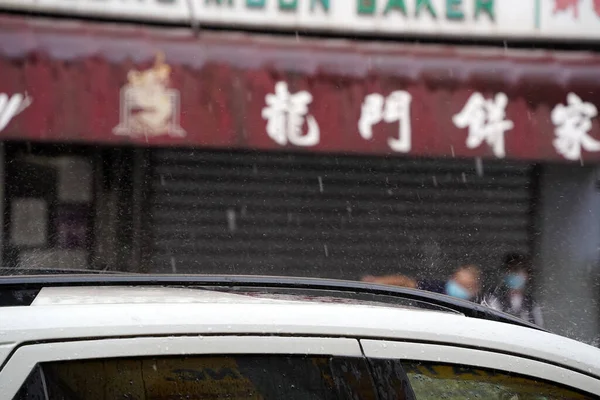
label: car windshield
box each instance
[0,0,599,367]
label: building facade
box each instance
[0,0,599,343]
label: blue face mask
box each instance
[505,273,526,290]
[445,280,472,300]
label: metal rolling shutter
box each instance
[144,149,535,281]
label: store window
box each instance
[2,144,141,272]
[4,145,95,271]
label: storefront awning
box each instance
[0,15,599,162]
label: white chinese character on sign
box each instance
[262,81,319,147]
[453,92,514,158]
[358,91,412,153]
[0,92,32,132]
[551,93,600,161]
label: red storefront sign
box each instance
[0,16,599,162]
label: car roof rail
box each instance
[0,274,545,331]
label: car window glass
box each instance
[13,355,377,400]
[401,360,598,400]
[368,358,414,400]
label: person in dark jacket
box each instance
[482,253,544,327]
[362,264,482,303]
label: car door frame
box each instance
[0,335,362,398]
[361,339,600,396]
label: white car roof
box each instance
[1,285,600,380]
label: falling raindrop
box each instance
[324,244,329,257]
[318,176,324,193]
[170,257,177,273]
[475,157,484,177]
[227,208,237,232]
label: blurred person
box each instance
[362,264,482,302]
[483,253,544,327]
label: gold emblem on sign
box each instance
[113,52,186,138]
